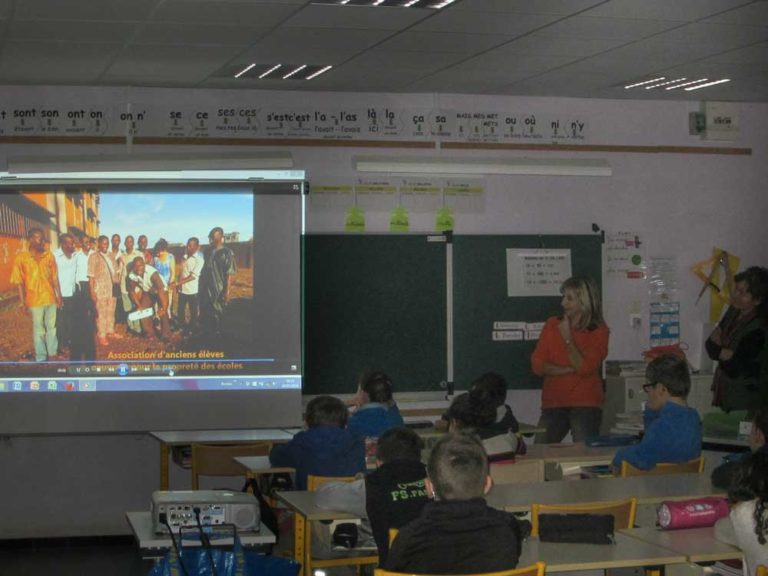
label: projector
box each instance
[151,490,260,534]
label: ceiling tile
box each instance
[705,42,768,64]
[106,44,243,80]
[346,49,467,71]
[14,0,158,21]
[0,41,120,78]
[702,2,768,25]
[133,23,270,45]
[282,4,430,30]
[583,0,754,22]
[535,16,682,41]
[378,31,512,53]
[151,1,299,26]
[6,21,137,44]
[411,10,561,35]
[658,22,768,51]
[456,52,581,74]
[449,0,604,15]
[482,36,626,59]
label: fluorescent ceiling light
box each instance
[644,78,686,89]
[685,78,731,91]
[283,65,307,79]
[234,63,256,78]
[259,64,282,79]
[354,156,611,177]
[665,78,708,90]
[624,77,665,89]
[305,65,333,80]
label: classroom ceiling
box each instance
[0,0,767,102]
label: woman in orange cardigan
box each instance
[531,276,609,443]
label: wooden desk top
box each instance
[487,473,723,512]
[277,491,361,522]
[234,455,295,475]
[125,511,276,550]
[619,526,743,563]
[150,429,296,445]
[523,443,618,464]
[519,532,686,572]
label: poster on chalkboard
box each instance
[506,249,572,297]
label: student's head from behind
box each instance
[560,276,604,331]
[750,409,768,452]
[361,370,394,404]
[305,395,348,429]
[643,354,690,410]
[427,433,491,501]
[728,451,768,544]
[376,427,424,465]
[470,372,508,408]
[446,392,495,433]
[732,266,768,319]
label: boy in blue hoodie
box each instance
[347,371,404,442]
[270,395,365,490]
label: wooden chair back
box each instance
[190,442,271,489]
[530,497,637,537]
[620,456,704,477]
[490,460,545,485]
[306,474,357,491]
[388,527,399,545]
[374,561,546,576]
[756,565,767,576]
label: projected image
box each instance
[0,190,268,379]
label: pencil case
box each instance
[657,497,729,529]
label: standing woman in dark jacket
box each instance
[706,266,768,412]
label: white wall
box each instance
[1,86,767,538]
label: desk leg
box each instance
[160,443,169,490]
[294,513,306,576]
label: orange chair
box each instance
[756,566,767,576]
[373,561,546,576]
[299,474,378,576]
[530,497,638,537]
[620,457,704,477]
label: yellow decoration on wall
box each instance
[691,248,741,322]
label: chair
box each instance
[619,456,704,477]
[190,442,271,489]
[530,497,637,537]
[490,460,545,485]
[756,566,767,576]
[373,561,546,576]
[301,474,379,576]
[389,527,399,545]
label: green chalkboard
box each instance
[304,234,447,394]
[453,235,602,390]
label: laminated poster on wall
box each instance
[606,231,645,279]
[649,301,681,347]
[647,256,681,346]
[506,249,572,297]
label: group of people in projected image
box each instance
[9,225,237,363]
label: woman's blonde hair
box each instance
[561,276,604,331]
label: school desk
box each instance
[619,526,743,563]
[518,532,687,572]
[150,429,296,490]
[125,511,276,559]
[486,473,723,515]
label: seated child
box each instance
[347,370,404,442]
[447,392,524,461]
[715,451,768,576]
[269,395,365,490]
[384,432,529,574]
[612,355,701,472]
[315,427,429,562]
[435,372,519,434]
[712,409,768,489]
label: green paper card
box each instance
[345,205,366,232]
[390,206,410,232]
[435,206,454,232]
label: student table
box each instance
[149,429,297,490]
[518,532,687,572]
[125,511,276,558]
[487,473,723,514]
[619,526,743,563]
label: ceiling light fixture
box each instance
[644,77,686,90]
[624,77,665,89]
[234,63,256,78]
[305,65,333,80]
[684,78,731,91]
[282,65,307,79]
[259,64,282,79]
[665,78,708,90]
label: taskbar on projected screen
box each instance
[0,375,301,393]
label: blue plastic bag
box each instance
[149,526,299,576]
